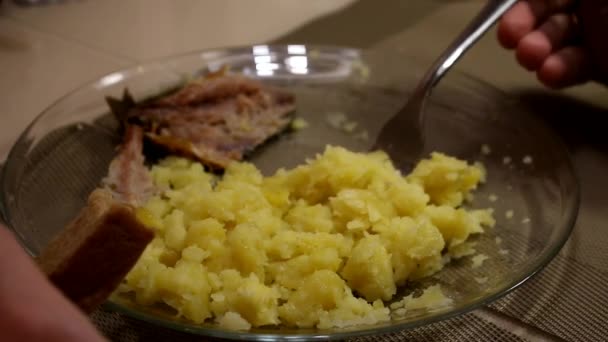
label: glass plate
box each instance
[0,45,579,340]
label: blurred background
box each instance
[1,0,606,159]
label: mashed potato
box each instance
[120,146,494,329]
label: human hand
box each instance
[0,227,106,342]
[497,0,608,88]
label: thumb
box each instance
[0,227,106,342]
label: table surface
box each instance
[1,1,606,341]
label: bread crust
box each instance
[37,189,153,313]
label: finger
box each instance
[498,2,539,49]
[537,46,591,89]
[515,13,576,71]
[497,0,576,49]
[0,228,106,342]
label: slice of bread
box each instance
[37,189,153,313]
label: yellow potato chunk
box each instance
[408,152,484,206]
[211,270,280,327]
[374,217,444,285]
[156,260,212,323]
[267,249,342,289]
[285,200,335,233]
[330,189,396,233]
[227,223,267,280]
[424,205,494,251]
[279,270,347,327]
[341,235,396,301]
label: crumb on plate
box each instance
[392,285,453,313]
[326,112,347,128]
[355,130,370,141]
[474,277,488,284]
[290,118,309,131]
[481,144,491,155]
[217,312,252,331]
[343,121,358,133]
[471,254,489,268]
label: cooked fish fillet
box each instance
[103,125,155,206]
[126,74,296,169]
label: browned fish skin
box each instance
[153,74,264,107]
[126,74,296,169]
[103,125,155,206]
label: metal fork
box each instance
[373,0,518,171]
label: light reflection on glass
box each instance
[290,68,308,75]
[286,56,308,68]
[207,61,223,72]
[254,55,272,64]
[287,45,306,55]
[252,45,270,55]
[99,72,124,86]
[256,69,274,76]
[256,62,280,71]
[285,55,309,75]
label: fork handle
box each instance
[417,0,518,94]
